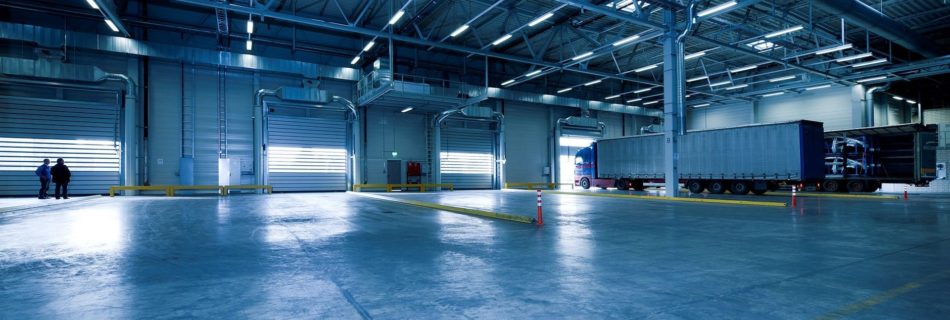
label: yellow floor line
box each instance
[544,190,787,207]
[352,193,535,224]
[817,268,950,320]
[771,192,900,200]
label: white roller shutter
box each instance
[0,95,121,196]
[441,128,495,189]
[266,111,348,192]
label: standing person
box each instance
[34,159,51,199]
[51,158,71,200]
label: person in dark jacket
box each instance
[51,158,71,200]
[34,158,51,199]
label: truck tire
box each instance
[822,180,841,192]
[616,179,630,190]
[631,180,646,191]
[580,178,591,190]
[687,180,705,194]
[863,181,880,192]
[708,181,727,194]
[847,180,866,193]
[752,188,767,195]
[730,181,751,195]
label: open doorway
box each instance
[558,136,595,185]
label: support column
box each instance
[662,9,685,197]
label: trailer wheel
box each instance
[847,180,866,193]
[580,178,591,190]
[687,180,705,194]
[751,189,767,195]
[730,181,751,195]
[616,179,630,190]
[822,180,841,192]
[631,180,646,191]
[767,182,779,191]
[708,181,727,194]
[863,182,880,192]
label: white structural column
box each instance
[662,9,685,197]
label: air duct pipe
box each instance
[864,85,888,127]
[674,1,697,136]
[331,95,361,191]
[254,88,277,191]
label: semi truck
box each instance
[819,123,938,192]
[573,120,826,195]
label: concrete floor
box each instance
[1,190,948,319]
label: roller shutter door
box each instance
[0,96,121,196]
[266,113,347,192]
[441,129,495,189]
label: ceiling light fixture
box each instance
[697,0,737,17]
[634,64,659,73]
[492,34,513,46]
[762,92,785,97]
[450,25,470,37]
[836,52,873,63]
[730,65,757,73]
[805,84,832,91]
[769,75,796,82]
[634,87,652,94]
[557,88,573,93]
[851,58,888,68]
[350,56,360,65]
[765,25,803,38]
[525,70,543,77]
[86,0,99,10]
[584,79,602,86]
[856,76,887,83]
[892,96,904,101]
[104,19,119,32]
[815,43,853,55]
[245,39,253,51]
[726,84,749,90]
[643,100,661,105]
[388,10,405,25]
[401,107,414,113]
[247,19,254,34]
[906,99,917,104]
[528,12,555,27]
[627,98,643,103]
[363,41,375,52]
[612,34,641,47]
[687,75,708,82]
[572,51,594,61]
[501,79,516,86]
[685,51,706,60]
[606,94,621,99]
[692,103,710,108]
[709,80,731,87]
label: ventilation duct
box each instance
[811,0,945,58]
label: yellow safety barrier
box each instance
[109,185,173,197]
[505,182,574,190]
[168,185,221,197]
[770,191,900,200]
[543,190,788,207]
[354,193,534,224]
[221,185,273,195]
[352,183,454,192]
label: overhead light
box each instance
[892,96,904,101]
[401,107,414,113]
[525,69,543,77]
[363,41,375,52]
[245,39,253,51]
[851,58,888,68]
[856,76,887,83]
[606,94,621,99]
[450,25,470,37]
[529,12,555,27]
[86,0,99,10]
[634,64,659,73]
[692,103,710,108]
[350,56,361,65]
[730,65,757,73]
[247,19,254,34]
[492,34,513,46]
[815,43,853,55]
[634,87,652,94]
[104,19,119,32]
[805,84,832,91]
[643,100,661,105]
[697,0,737,17]
[501,79,516,86]
[388,10,405,25]
[726,84,748,90]
[557,87,573,93]
[685,51,706,60]
[906,99,917,104]
[572,51,594,61]
[687,75,708,82]
[769,75,796,82]
[765,25,803,38]
[584,79,602,86]
[836,52,873,63]
[627,98,643,103]
[612,34,641,47]
[762,92,785,97]
[709,80,731,87]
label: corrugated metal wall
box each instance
[755,87,856,130]
[364,108,428,184]
[688,102,753,130]
[441,127,496,189]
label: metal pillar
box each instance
[661,8,688,197]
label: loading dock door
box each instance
[266,109,348,192]
[441,128,495,189]
[0,93,121,196]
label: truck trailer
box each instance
[820,123,938,192]
[574,120,826,195]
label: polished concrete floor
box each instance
[1,190,948,319]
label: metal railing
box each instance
[357,71,486,101]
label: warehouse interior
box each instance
[1,0,949,318]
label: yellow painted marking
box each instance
[109,185,173,197]
[353,183,454,192]
[771,191,900,200]
[544,190,787,207]
[353,193,535,224]
[817,269,950,320]
[221,185,273,195]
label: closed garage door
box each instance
[441,128,495,189]
[266,110,348,192]
[0,94,121,196]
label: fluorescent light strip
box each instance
[765,25,803,38]
[709,80,731,87]
[247,19,254,34]
[86,0,99,9]
[684,51,706,60]
[606,94,621,99]
[815,43,853,55]
[388,10,405,25]
[245,39,253,51]
[692,103,710,108]
[612,34,641,47]
[350,56,360,65]
[572,51,594,61]
[525,70,543,78]
[634,64,659,73]
[401,107,414,113]
[726,84,748,90]
[697,1,737,17]
[906,100,917,104]
[687,75,708,82]
[529,12,555,27]
[805,84,832,91]
[730,65,757,73]
[851,58,888,68]
[104,19,119,32]
[762,92,785,97]
[856,76,887,83]
[769,75,796,82]
[627,98,643,103]
[492,34,513,46]
[450,25,470,37]
[643,100,661,105]
[557,88,572,93]
[836,52,872,63]
[634,87,652,94]
[584,79,602,86]
[892,96,904,101]
[363,41,375,52]
[501,79,516,86]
